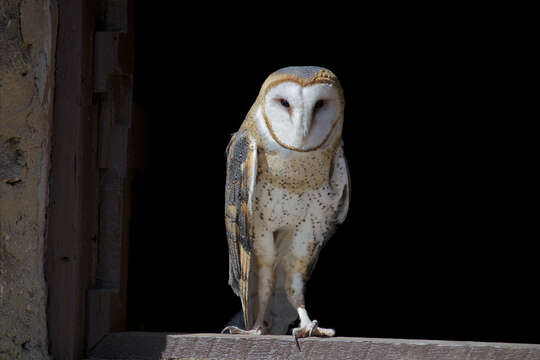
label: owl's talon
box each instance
[221,326,237,334]
[292,320,334,340]
[309,320,318,336]
[221,325,263,335]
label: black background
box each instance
[126,4,536,343]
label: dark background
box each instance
[126,4,536,343]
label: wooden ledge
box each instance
[87,332,540,360]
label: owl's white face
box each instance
[263,81,342,151]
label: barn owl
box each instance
[222,66,350,341]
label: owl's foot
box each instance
[292,320,335,351]
[221,325,263,335]
[292,320,335,339]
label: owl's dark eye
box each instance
[280,99,290,108]
[314,100,325,109]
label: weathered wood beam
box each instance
[47,0,99,358]
[87,332,540,360]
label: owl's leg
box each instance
[250,230,275,333]
[286,273,335,339]
[222,230,275,335]
[285,229,335,341]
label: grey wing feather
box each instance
[224,128,257,327]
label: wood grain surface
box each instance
[87,332,540,360]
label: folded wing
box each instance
[225,128,257,328]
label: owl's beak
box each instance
[300,115,312,146]
[300,134,309,146]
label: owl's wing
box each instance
[304,144,350,281]
[225,128,257,329]
[334,144,351,224]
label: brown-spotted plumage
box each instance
[223,67,350,340]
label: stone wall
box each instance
[0,0,57,359]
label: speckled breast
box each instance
[257,145,337,194]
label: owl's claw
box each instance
[309,320,318,336]
[221,325,263,335]
[292,320,335,340]
[292,320,334,351]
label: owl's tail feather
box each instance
[238,245,251,329]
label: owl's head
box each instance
[256,66,344,152]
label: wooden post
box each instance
[47,0,134,357]
[86,0,134,351]
[46,0,99,358]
